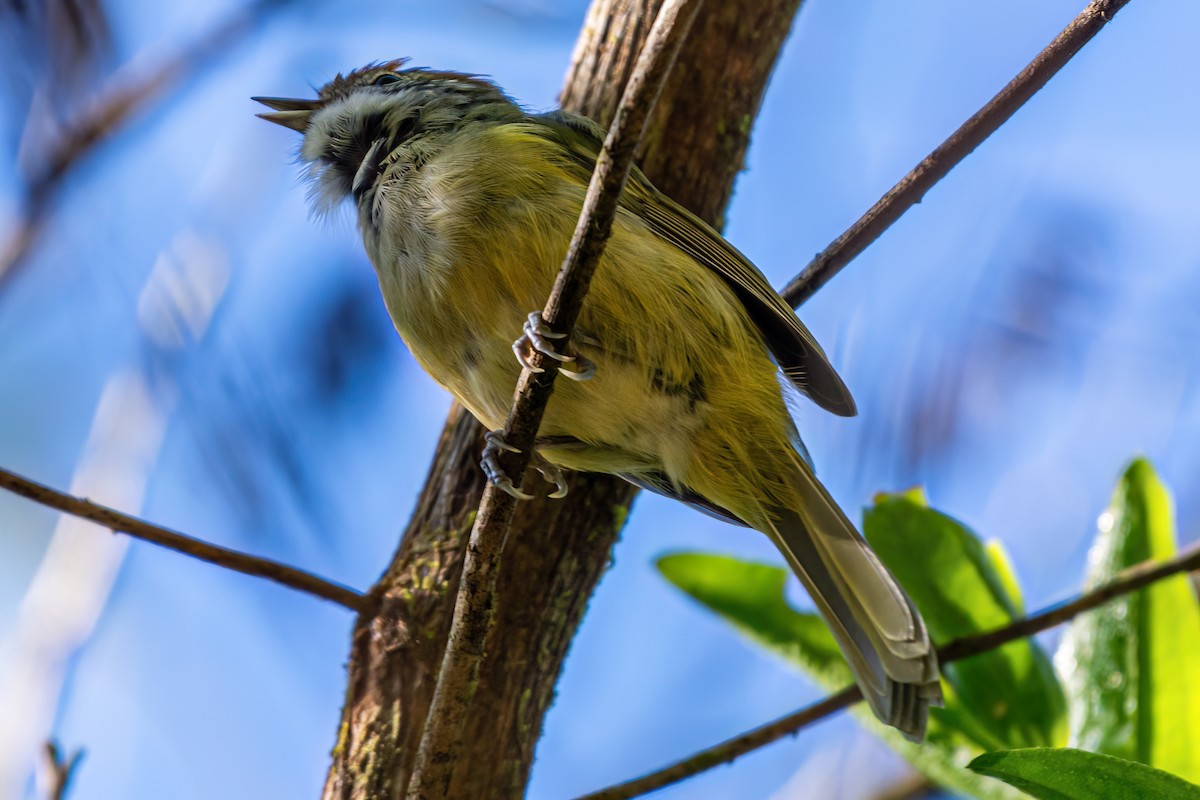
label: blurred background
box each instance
[1,0,1197,798]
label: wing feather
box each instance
[530,111,856,416]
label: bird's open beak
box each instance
[252,96,321,133]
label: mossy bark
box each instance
[322,1,806,797]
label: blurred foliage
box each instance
[967,748,1200,800]
[173,271,398,539]
[856,206,1116,485]
[1,0,113,113]
[660,458,1199,798]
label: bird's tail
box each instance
[766,465,942,740]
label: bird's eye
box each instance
[372,73,400,87]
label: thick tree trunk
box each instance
[322,1,806,797]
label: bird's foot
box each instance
[481,430,533,500]
[533,454,569,499]
[558,354,595,382]
[480,432,570,500]
[511,311,595,381]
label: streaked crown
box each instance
[254,59,520,210]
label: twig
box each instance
[936,538,1200,662]
[577,540,1200,800]
[0,467,364,611]
[779,0,1133,308]
[0,0,290,291]
[583,686,863,800]
[39,742,83,800]
[402,1,706,797]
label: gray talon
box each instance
[513,339,544,373]
[484,430,519,453]
[536,460,569,499]
[513,310,579,373]
[511,311,598,381]
[494,476,534,501]
[481,431,532,500]
[525,311,567,344]
[558,354,595,382]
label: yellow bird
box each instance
[256,60,941,738]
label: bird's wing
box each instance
[531,111,856,417]
[619,471,748,527]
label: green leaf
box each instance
[658,552,1022,800]
[656,553,849,686]
[865,492,1067,750]
[968,748,1200,800]
[1056,458,1200,782]
[986,539,1025,617]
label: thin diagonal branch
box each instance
[0,467,364,611]
[402,1,706,797]
[578,540,1200,800]
[935,538,1200,662]
[780,0,1133,308]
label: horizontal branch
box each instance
[403,2,706,797]
[579,540,1200,800]
[0,467,364,611]
[779,0,1132,308]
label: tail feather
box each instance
[768,465,942,740]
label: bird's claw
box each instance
[511,311,595,381]
[492,475,534,501]
[535,459,569,499]
[481,431,533,500]
[480,431,570,501]
[559,354,595,382]
[512,311,570,373]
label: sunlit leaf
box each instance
[658,552,1021,800]
[865,491,1067,750]
[968,747,1200,800]
[986,539,1025,617]
[656,554,848,684]
[1056,458,1200,782]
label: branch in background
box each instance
[38,742,82,800]
[0,467,364,611]
[779,0,1133,308]
[581,686,862,800]
[403,2,706,797]
[0,368,167,797]
[578,540,1200,800]
[0,0,291,291]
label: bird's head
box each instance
[254,60,518,211]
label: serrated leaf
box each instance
[865,493,1067,750]
[968,748,1200,800]
[1056,458,1200,782]
[658,552,1021,800]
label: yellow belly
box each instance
[365,124,803,517]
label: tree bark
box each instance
[322,1,806,797]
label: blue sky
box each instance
[2,1,1198,798]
